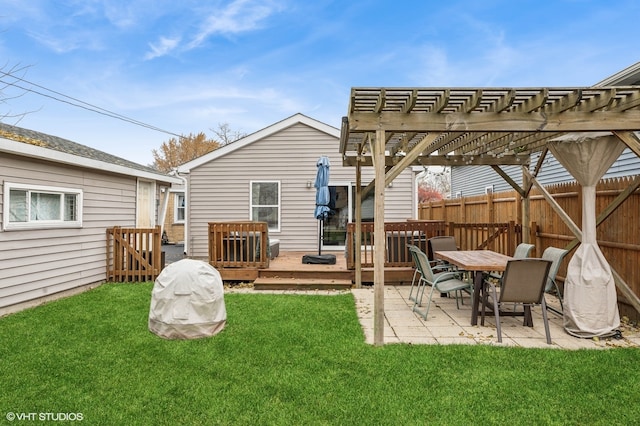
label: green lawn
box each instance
[1,283,639,425]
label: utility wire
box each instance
[0,70,185,139]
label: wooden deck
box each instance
[220,251,415,290]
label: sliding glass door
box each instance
[321,184,374,250]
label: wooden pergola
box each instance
[339,86,640,345]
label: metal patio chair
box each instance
[513,243,535,258]
[407,244,458,302]
[541,246,570,315]
[409,245,471,321]
[482,258,553,344]
[408,237,458,303]
[427,236,458,269]
[488,242,535,280]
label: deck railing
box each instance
[450,221,523,255]
[345,220,524,269]
[208,221,269,269]
[106,226,163,282]
[345,221,447,269]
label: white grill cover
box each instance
[149,259,226,339]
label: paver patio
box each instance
[351,285,640,349]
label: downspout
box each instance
[158,186,170,235]
[170,168,189,256]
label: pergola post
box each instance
[373,129,386,346]
[354,158,362,288]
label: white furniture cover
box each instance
[149,259,226,339]
[549,132,624,338]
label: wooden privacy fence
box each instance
[418,176,640,309]
[345,221,447,269]
[208,221,269,269]
[106,226,163,282]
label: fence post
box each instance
[487,191,495,223]
[530,221,538,255]
[508,221,515,255]
[154,225,162,276]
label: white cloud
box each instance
[187,0,281,49]
[145,36,182,60]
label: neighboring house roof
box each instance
[177,113,340,173]
[0,122,180,184]
[594,61,640,86]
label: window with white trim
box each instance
[250,181,280,232]
[3,182,83,230]
[174,193,185,223]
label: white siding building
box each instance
[177,114,418,259]
[0,123,179,315]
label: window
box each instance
[174,193,185,223]
[3,182,82,230]
[250,181,280,232]
[485,185,494,194]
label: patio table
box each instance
[434,250,513,326]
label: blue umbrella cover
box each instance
[314,156,331,219]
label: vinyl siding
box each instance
[451,148,639,196]
[0,153,139,310]
[187,122,416,258]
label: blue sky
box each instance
[1,0,639,166]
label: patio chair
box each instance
[481,258,553,344]
[541,246,570,315]
[427,236,458,269]
[488,242,535,280]
[407,243,457,303]
[513,243,535,258]
[427,236,461,297]
[409,245,471,321]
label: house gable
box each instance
[182,115,416,257]
[177,113,340,173]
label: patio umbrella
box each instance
[314,156,331,254]
[549,132,625,338]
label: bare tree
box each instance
[0,62,37,124]
[210,122,246,145]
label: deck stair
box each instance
[252,276,353,291]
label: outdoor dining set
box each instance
[407,236,569,344]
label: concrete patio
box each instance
[352,285,640,349]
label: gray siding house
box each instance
[176,113,418,260]
[451,61,640,197]
[0,123,179,315]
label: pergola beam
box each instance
[342,153,531,167]
[349,111,640,133]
